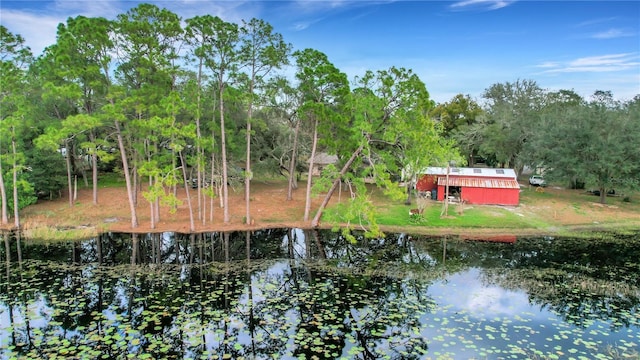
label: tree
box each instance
[184,15,216,224]
[24,147,66,199]
[292,49,349,222]
[239,18,291,225]
[310,67,448,237]
[535,91,640,204]
[189,15,240,224]
[396,114,461,206]
[480,79,546,174]
[113,4,183,228]
[260,75,306,199]
[0,26,34,227]
[430,94,483,165]
[46,16,114,205]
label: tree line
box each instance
[1,3,638,233]
[431,82,640,204]
[0,4,455,234]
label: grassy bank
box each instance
[373,185,640,237]
[10,178,640,241]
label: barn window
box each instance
[451,168,460,173]
[496,169,504,174]
[473,169,482,174]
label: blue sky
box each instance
[1,0,638,104]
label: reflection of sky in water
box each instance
[419,268,639,358]
[436,268,541,318]
[0,296,52,347]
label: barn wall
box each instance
[416,175,438,192]
[462,187,519,205]
[436,185,519,205]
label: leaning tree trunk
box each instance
[114,120,138,228]
[64,140,73,207]
[311,144,364,227]
[303,118,319,221]
[179,151,196,232]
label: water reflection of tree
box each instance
[279,231,436,359]
[0,229,444,359]
[0,256,122,358]
[433,233,640,329]
[3,230,639,359]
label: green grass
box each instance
[376,202,535,229]
[98,172,127,188]
[370,184,640,232]
[23,225,99,242]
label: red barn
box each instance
[416,167,520,206]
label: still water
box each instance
[1,229,638,359]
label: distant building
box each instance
[309,152,338,176]
[416,167,520,206]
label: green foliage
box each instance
[98,172,125,187]
[24,148,66,199]
[324,187,383,241]
[479,79,546,173]
[533,92,640,204]
[5,173,38,213]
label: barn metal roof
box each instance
[437,177,520,189]
[425,167,517,179]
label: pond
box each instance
[1,229,639,359]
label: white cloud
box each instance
[1,9,62,57]
[591,28,633,39]
[540,53,640,73]
[535,61,560,69]
[574,17,617,28]
[449,0,515,11]
[50,0,121,18]
[0,1,262,57]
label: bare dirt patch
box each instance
[13,180,640,237]
[20,181,314,234]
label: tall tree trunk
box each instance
[131,143,138,208]
[195,57,204,223]
[405,181,412,205]
[89,131,98,205]
[311,144,364,227]
[148,176,155,230]
[210,150,215,223]
[304,118,319,221]
[11,128,20,229]
[114,120,138,228]
[0,155,8,225]
[171,149,177,212]
[64,140,73,208]
[245,76,255,225]
[219,81,230,223]
[179,151,196,232]
[287,118,301,200]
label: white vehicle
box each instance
[529,175,546,186]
